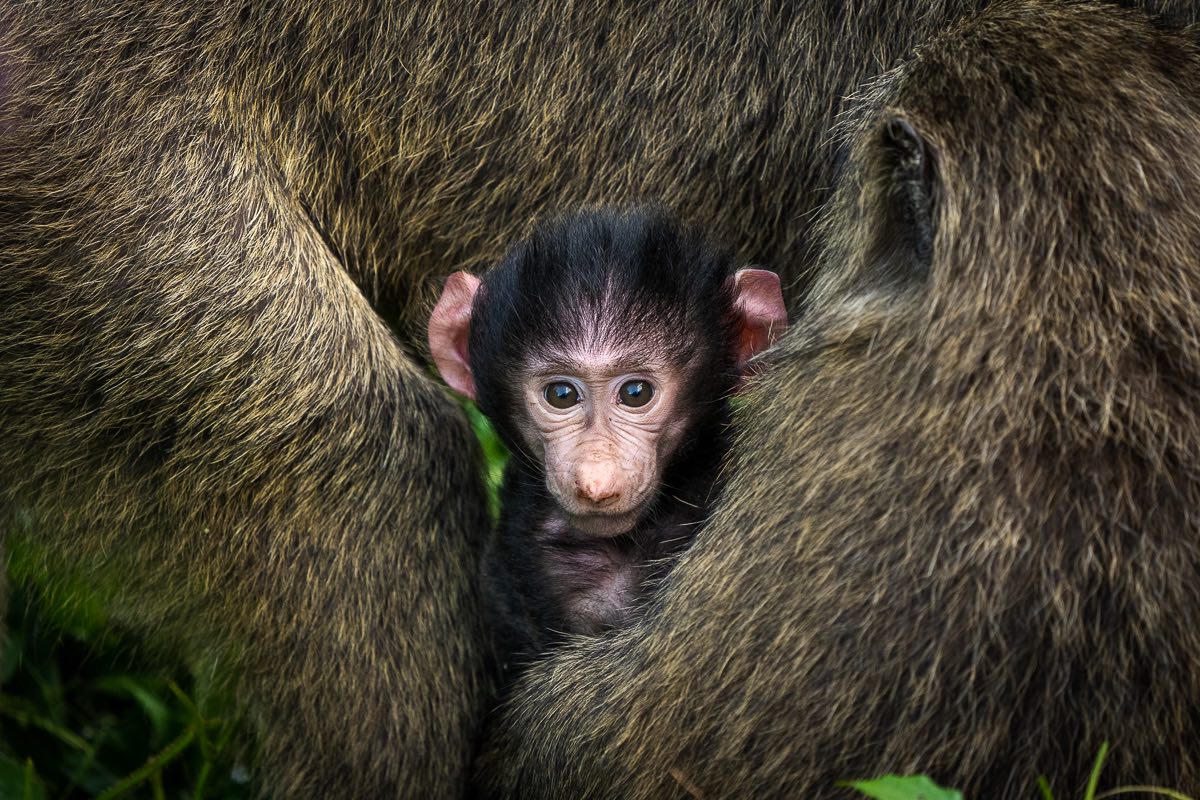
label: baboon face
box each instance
[428,208,787,536]
[514,352,691,535]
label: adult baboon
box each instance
[2,0,1199,796]
[0,1,996,793]
[477,2,1200,796]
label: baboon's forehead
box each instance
[529,284,703,362]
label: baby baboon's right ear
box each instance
[730,268,788,373]
[428,271,481,399]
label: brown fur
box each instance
[0,4,497,796]
[0,2,996,794]
[477,2,1200,797]
[2,0,1199,796]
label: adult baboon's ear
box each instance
[731,268,788,372]
[869,115,938,287]
[428,271,481,399]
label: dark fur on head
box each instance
[469,206,740,453]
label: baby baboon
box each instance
[476,2,1200,797]
[429,207,784,652]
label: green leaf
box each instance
[464,400,509,519]
[0,754,45,800]
[90,675,173,739]
[841,774,964,800]
[1084,742,1110,800]
[22,758,44,800]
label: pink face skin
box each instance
[427,267,788,537]
[515,348,692,536]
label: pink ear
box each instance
[731,268,788,372]
[428,271,481,399]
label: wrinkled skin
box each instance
[516,355,692,535]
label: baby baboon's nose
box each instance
[575,463,622,506]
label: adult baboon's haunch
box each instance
[477,2,1200,797]
[2,0,1199,796]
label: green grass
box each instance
[464,400,510,518]
[845,746,1196,800]
[0,586,253,799]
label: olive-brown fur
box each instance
[0,4,503,796]
[0,2,1003,793]
[477,2,1200,796]
[3,0,1200,796]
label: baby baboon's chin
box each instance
[566,507,646,537]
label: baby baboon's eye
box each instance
[619,380,653,407]
[544,382,580,409]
